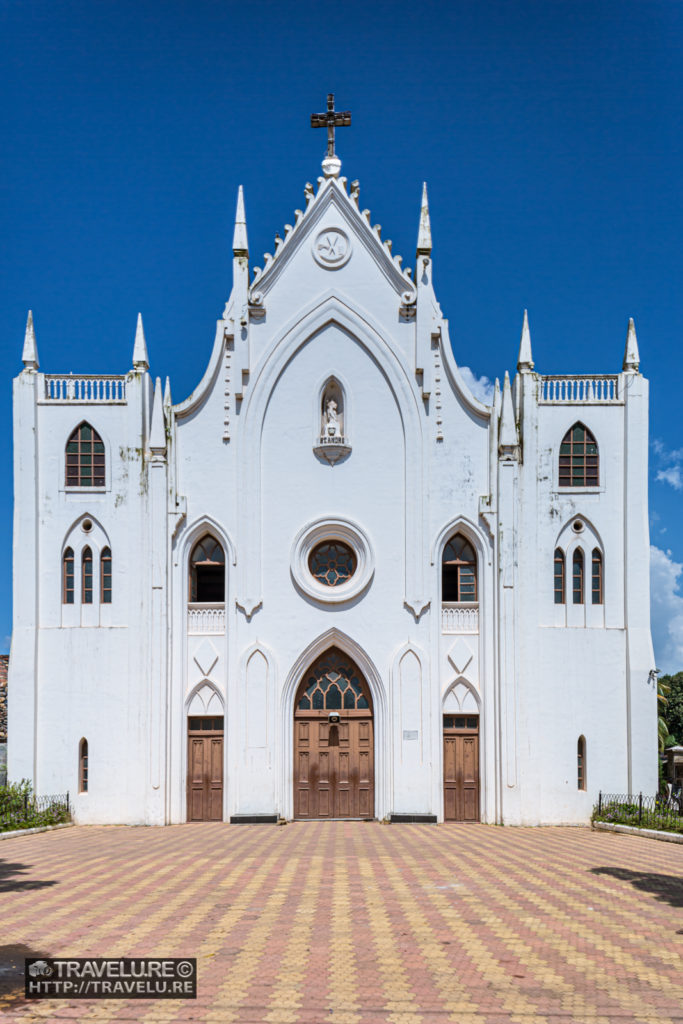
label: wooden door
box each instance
[443,714,480,822]
[293,648,374,819]
[187,716,223,822]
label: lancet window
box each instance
[190,536,225,603]
[554,549,565,605]
[82,547,93,604]
[101,548,112,603]
[577,736,586,790]
[296,649,370,711]
[63,548,75,604]
[572,549,584,605]
[79,739,88,793]
[591,549,603,605]
[442,534,477,602]
[559,423,599,487]
[65,423,105,487]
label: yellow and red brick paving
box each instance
[0,822,682,1022]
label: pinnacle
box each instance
[416,182,432,257]
[22,309,39,370]
[233,185,248,257]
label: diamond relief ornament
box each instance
[447,638,473,677]
[313,228,351,268]
[193,639,219,679]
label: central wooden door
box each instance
[187,716,224,822]
[443,714,480,822]
[294,648,374,819]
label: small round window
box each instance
[308,542,356,587]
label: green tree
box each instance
[660,671,683,744]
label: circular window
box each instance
[82,519,93,533]
[291,517,374,603]
[308,542,357,586]
[572,519,584,534]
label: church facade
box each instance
[9,138,656,825]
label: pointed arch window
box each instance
[554,549,565,605]
[65,423,105,487]
[190,536,225,602]
[82,547,93,604]
[572,549,584,605]
[592,549,603,605]
[101,548,112,603]
[63,548,75,604]
[79,739,88,793]
[442,534,477,602]
[577,736,586,790]
[559,423,599,487]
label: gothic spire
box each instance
[132,313,149,371]
[517,309,534,371]
[22,310,39,370]
[149,376,166,454]
[416,182,432,258]
[163,375,172,408]
[233,185,248,257]
[499,371,519,453]
[622,317,640,372]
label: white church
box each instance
[9,98,656,825]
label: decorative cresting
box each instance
[291,516,374,603]
[294,647,374,819]
[296,648,371,711]
[314,377,351,463]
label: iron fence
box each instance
[594,791,683,834]
[0,790,71,832]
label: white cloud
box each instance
[656,466,683,491]
[650,545,683,674]
[459,366,495,405]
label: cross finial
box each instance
[311,93,351,177]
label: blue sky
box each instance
[1,0,682,669]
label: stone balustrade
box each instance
[188,604,226,634]
[539,376,620,404]
[44,375,127,403]
[442,603,479,634]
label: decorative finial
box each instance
[416,182,432,258]
[499,371,519,456]
[623,317,640,372]
[22,309,39,370]
[132,312,149,371]
[517,309,534,371]
[311,93,351,177]
[233,185,248,257]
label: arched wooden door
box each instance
[294,648,374,819]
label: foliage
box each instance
[0,780,71,832]
[658,675,671,751]
[592,796,683,835]
[660,671,683,744]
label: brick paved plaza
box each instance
[0,822,682,1023]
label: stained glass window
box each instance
[296,648,370,711]
[101,547,112,603]
[554,549,565,605]
[573,549,584,605]
[65,423,105,487]
[63,548,74,604]
[592,549,603,605]
[559,423,599,487]
[442,534,477,602]
[308,542,356,586]
[190,535,225,602]
[82,547,93,604]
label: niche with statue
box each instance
[313,377,352,464]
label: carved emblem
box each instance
[313,228,351,268]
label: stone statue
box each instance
[324,397,342,438]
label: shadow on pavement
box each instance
[0,942,52,1004]
[591,866,683,908]
[0,856,58,893]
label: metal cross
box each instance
[310,94,351,157]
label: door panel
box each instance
[443,721,479,822]
[294,715,374,819]
[186,723,224,822]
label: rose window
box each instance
[308,542,356,586]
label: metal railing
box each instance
[0,790,71,832]
[593,791,683,834]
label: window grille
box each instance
[559,423,599,487]
[65,423,105,487]
[442,534,477,602]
